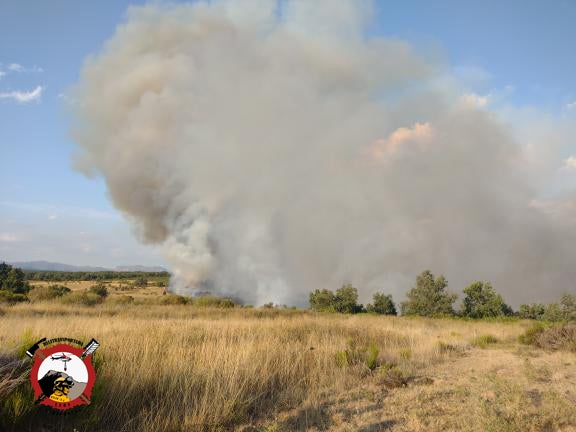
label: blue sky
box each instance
[1,0,575,267]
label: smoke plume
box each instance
[72,0,576,306]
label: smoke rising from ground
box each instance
[72,0,576,306]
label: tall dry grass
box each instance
[0,303,527,431]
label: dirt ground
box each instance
[257,345,576,431]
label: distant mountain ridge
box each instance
[6,260,167,272]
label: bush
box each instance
[366,293,397,315]
[470,334,499,348]
[88,283,109,298]
[59,291,103,306]
[518,322,547,345]
[159,294,187,305]
[401,270,457,316]
[461,281,512,318]
[0,290,28,304]
[27,285,71,302]
[519,323,576,352]
[191,296,236,308]
[335,339,380,371]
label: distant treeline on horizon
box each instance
[23,270,170,281]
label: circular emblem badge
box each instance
[30,343,97,411]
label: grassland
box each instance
[1,283,575,431]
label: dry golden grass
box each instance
[0,300,575,432]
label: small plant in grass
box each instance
[471,334,499,348]
[399,348,412,360]
[518,322,547,345]
[335,339,380,371]
[378,366,411,388]
[366,343,379,370]
[437,341,459,354]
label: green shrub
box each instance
[27,285,71,302]
[470,334,499,348]
[0,290,28,304]
[335,339,380,370]
[89,283,109,298]
[159,294,187,305]
[519,323,576,352]
[192,296,236,308]
[60,291,103,306]
[366,343,380,370]
[518,322,547,345]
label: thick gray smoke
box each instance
[72,0,576,306]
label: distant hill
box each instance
[113,265,167,272]
[6,260,167,273]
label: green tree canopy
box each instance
[461,281,512,318]
[334,284,363,314]
[309,284,363,313]
[309,289,337,312]
[401,270,456,316]
[0,262,30,294]
[366,292,397,315]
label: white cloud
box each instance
[461,92,491,108]
[0,71,5,79]
[7,63,24,72]
[563,156,576,170]
[0,85,43,103]
[0,233,19,243]
[566,101,576,110]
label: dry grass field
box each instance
[1,292,575,431]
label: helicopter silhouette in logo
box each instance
[50,353,72,371]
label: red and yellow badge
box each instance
[26,338,99,411]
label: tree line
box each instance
[310,269,575,321]
[23,270,169,282]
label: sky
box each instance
[1,0,575,268]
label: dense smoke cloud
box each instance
[72,0,576,306]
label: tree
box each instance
[334,284,363,313]
[401,270,456,316]
[366,292,397,315]
[461,281,512,318]
[309,284,363,313]
[133,276,148,288]
[309,289,337,312]
[0,262,30,294]
[519,303,546,320]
